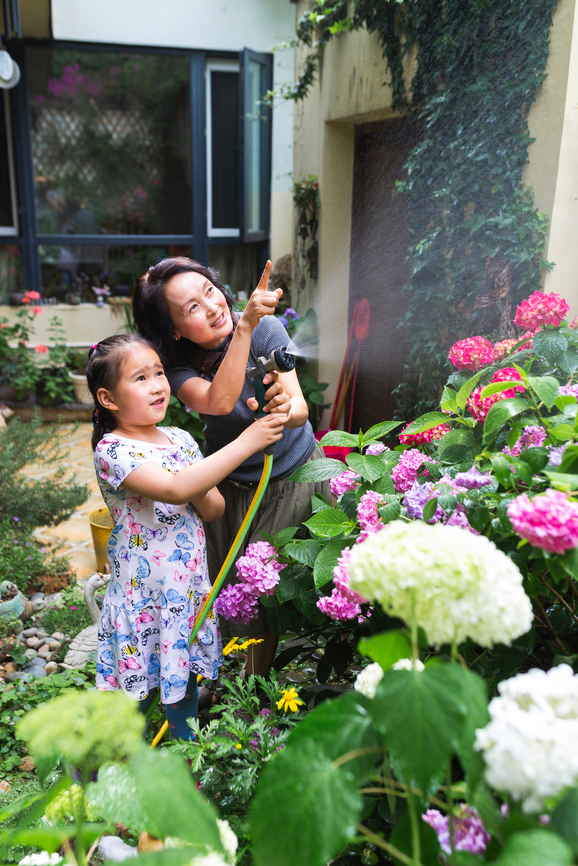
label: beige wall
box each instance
[1,304,129,346]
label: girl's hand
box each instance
[239,260,283,330]
[240,413,286,454]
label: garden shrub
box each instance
[39,585,101,640]
[0,520,71,595]
[0,414,89,532]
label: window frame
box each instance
[0,90,19,237]
[205,58,240,239]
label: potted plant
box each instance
[0,306,42,401]
[34,316,74,406]
[66,347,91,405]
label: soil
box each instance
[0,584,17,602]
[26,572,72,595]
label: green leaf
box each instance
[533,329,568,365]
[289,458,347,482]
[370,664,468,790]
[441,386,458,413]
[293,590,326,625]
[520,447,548,473]
[378,500,402,523]
[451,666,489,789]
[313,539,352,588]
[0,791,44,822]
[399,412,449,436]
[557,346,578,376]
[346,453,385,482]
[289,691,382,784]
[273,526,299,547]
[88,763,148,832]
[374,473,395,496]
[559,547,578,580]
[510,458,534,487]
[480,380,525,399]
[267,604,296,634]
[456,370,484,410]
[364,421,403,440]
[311,493,332,513]
[389,810,441,866]
[493,830,572,866]
[129,749,222,851]
[545,472,578,492]
[483,398,534,441]
[358,631,412,670]
[9,826,107,852]
[437,429,477,464]
[276,564,312,602]
[319,430,359,447]
[250,739,362,866]
[549,423,577,442]
[304,509,354,539]
[551,788,578,853]
[558,445,578,473]
[422,498,438,523]
[284,539,322,567]
[339,490,358,521]
[525,375,560,409]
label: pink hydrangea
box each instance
[236,541,286,596]
[333,547,369,604]
[365,443,388,456]
[357,490,386,532]
[514,290,570,330]
[570,317,578,331]
[399,422,450,445]
[448,336,494,372]
[216,583,260,623]
[493,332,535,362]
[317,587,361,621]
[422,807,490,857]
[391,449,434,493]
[507,488,578,554]
[503,424,547,457]
[559,384,578,398]
[467,368,525,422]
[330,469,360,497]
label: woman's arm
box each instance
[119,413,286,505]
[177,262,283,416]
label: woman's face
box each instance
[164,270,233,351]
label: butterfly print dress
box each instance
[94,426,223,704]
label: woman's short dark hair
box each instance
[132,257,234,368]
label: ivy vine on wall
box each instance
[279,0,557,417]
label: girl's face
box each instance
[98,344,169,430]
[164,270,233,350]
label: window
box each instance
[241,49,272,243]
[206,60,239,237]
[0,92,18,236]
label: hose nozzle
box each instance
[246,347,296,418]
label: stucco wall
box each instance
[1,304,129,346]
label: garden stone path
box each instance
[23,422,103,585]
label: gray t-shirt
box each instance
[166,316,317,483]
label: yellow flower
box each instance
[236,743,242,750]
[277,687,304,713]
[238,638,264,651]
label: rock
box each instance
[25,637,39,649]
[24,648,38,659]
[3,662,16,673]
[24,666,46,677]
[45,592,63,606]
[29,656,46,667]
[19,756,35,772]
[5,671,27,682]
[29,592,45,602]
[36,629,48,638]
[48,641,61,651]
[51,632,66,641]
[98,837,138,862]
[22,627,38,637]
[37,645,50,656]
[0,780,10,793]
[44,661,58,675]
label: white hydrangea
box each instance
[216,819,238,864]
[475,664,578,813]
[189,854,229,866]
[19,855,62,866]
[354,662,384,698]
[348,521,532,647]
[392,658,425,672]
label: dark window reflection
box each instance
[27,47,192,236]
[0,94,15,230]
[211,70,239,230]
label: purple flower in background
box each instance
[260,708,271,718]
[503,424,547,457]
[403,481,443,522]
[422,807,490,857]
[285,308,300,320]
[559,383,578,398]
[249,739,260,751]
[365,442,388,456]
[216,584,260,623]
[548,443,568,467]
[454,465,493,490]
[446,505,479,535]
[13,517,18,522]
[277,316,289,328]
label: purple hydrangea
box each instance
[503,424,547,457]
[391,449,434,493]
[548,443,568,467]
[403,481,444,523]
[277,316,289,328]
[365,443,388,456]
[330,470,360,498]
[215,584,260,623]
[236,541,285,596]
[446,505,479,534]
[559,383,578,398]
[453,465,493,490]
[285,308,300,320]
[422,807,490,857]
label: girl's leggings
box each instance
[139,672,198,741]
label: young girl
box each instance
[87,334,284,740]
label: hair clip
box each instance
[92,406,99,428]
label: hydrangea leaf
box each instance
[87,762,148,831]
[318,430,359,447]
[289,458,346,482]
[389,810,442,866]
[346,453,385,482]
[304,509,355,539]
[532,330,568,366]
[493,829,572,866]
[558,444,578,473]
[545,472,578,493]
[551,788,578,853]
[400,412,449,436]
[313,538,352,588]
[288,691,382,784]
[549,423,577,442]
[9,826,106,853]
[364,421,403,440]
[293,589,326,625]
[275,563,312,602]
[250,739,362,866]
[449,665,489,790]
[480,380,525,399]
[525,375,560,409]
[284,539,322,568]
[483,397,534,441]
[456,370,484,410]
[358,630,412,671]
[273,526,299,546]
[370,665,468,790]
[128,748,222,851]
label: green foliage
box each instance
[0,310,39,396]
[0,520,71,595]
[282,0,555,418]
[0,414,89,532]
[163,395,205,444]
[0,671,93,773]
[40,585,100,640]
[34,317,74,406]
[0,612,21,641]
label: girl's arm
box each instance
[189,487,225,523]
[119,413,285,506]
[177,262,283,416]
[247,368,309,429]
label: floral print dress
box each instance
[94,426,222,704]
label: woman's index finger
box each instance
[256,260,272,291]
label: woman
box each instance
[132,257,328,674]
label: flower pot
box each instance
[70,371,92,406]
[89,507,113,572]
